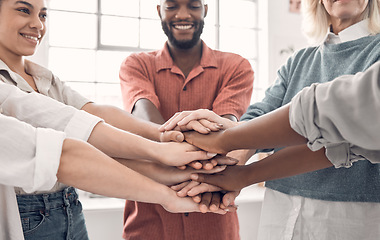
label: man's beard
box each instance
[161,20,204,49]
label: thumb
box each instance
[161,131,184,142]
[190,173,219,187]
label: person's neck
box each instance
[330,17,362,35]
[0,51,26,76]
[168,41,202,78]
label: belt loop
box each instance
[63,187,71,207]
[42,194,50,217]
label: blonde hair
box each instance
[301,0,380,45]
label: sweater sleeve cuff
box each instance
[64,110,103,141]
[24,128,66,193]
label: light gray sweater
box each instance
[241,34,380,202]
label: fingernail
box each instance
[176,135,183,142]
[217,123,224,128]
[207,153,217,158]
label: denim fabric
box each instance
[16,187,89,240]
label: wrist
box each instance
[146,141,162,162]
[158,186,177,209]
[219,129,233,153]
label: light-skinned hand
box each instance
[160,109,235,133]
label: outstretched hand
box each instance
[157,141,218,166]
[159,109,237,133]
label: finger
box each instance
[199,192,212,213]
[185,120,211,134]
[190,174,224,191]
[161,111,192,131]
[177,165,187,170]
[160,130,184,142]
[177,181,200,197]
[170,181,190,191]
[187,183,222,197]
[221,205,237,213]
[209,192,221,212]
[195,165,226,174]
[199,119,221,132]
[177,109,217,126]
[159,112,184,131]
[201,160,215,170]
[183,151,218,164]
[213,156,239,166]
[187,161,203,170]
[192,194,201,203]
[222,191,240,207]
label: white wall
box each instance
[265,0,307,86]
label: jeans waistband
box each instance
[17,187,79,213]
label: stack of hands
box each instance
[157,109,249,215]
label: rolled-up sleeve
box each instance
[289,61,380,167]
[0,82,103,192]
[0,114,65,192]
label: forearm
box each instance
[222,105,307,152]
[132,99,165,124]
[57,138,173,205]
[116,159,177,185]
[87,121,158,161]
[82,103,162,141]
[243,145,332,187]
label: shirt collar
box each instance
[155,40,218,72]
[324,19,370,44]
[0,59,54,93]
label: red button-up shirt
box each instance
[120,41,254,240]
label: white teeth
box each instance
[21,34,39,41]
[174,25,192,30]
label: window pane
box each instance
[220,27,257,59]
[65,82,97,101]
[49,0,97,13]
[101,16,139,47]
[49,47,96,83]
[201,25,216,49]
[96,51,132,83]
[220,0,257,28]
[140,19,167,49]
[49,11,97,49]
[101,0,139,17]
[94,83,123,108]
[140,0,160,19]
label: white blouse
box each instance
[0,82,102,240]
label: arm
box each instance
[115,159,228,186]
[184,105,306,154]
[58,138,218,213]
[190,145,332,193]
[86,121,216,167]
[291,61,380,151]
[82,102,182,142]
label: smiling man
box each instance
[119,0,254,239]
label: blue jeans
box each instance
[16,187,89,240]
